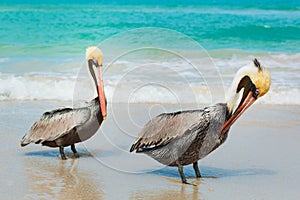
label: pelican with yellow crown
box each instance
[21,47,107,160]
[130,59,271,184]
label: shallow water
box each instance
[0,2,299,105]
[1,1,299,55]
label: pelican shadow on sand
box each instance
[23,148,96,159]
[148,165,275,180]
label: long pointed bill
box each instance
[96,65,107,120]
[220,90,257,138]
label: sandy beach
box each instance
[1,101,299,199]
[0,1,299,199]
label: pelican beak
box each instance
[221,86,260,136]
[88,59,107,120]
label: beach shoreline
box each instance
[1,1,299,199]
[1,101,299,199]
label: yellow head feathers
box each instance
[226,59,271,113]
[232,59,271,98]
[244,59,271,97]
[86,46,103,64]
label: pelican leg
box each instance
[193,162,201,178]
[71,144,79,158]
[59,146,67,160]
[177,164,187,184]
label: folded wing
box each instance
[130,109,210,152]
[21,107,91,146]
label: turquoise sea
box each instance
[0,0,299,104]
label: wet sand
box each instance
[1,101,300,199]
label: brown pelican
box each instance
[130,59,271,184]
[21,46,107,160]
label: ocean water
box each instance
[0,1,299,105]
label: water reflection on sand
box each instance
[23,158,104,199]
[131,180,202,200]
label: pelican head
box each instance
[86,46,103,67]
[222,59,271,134]
[86,46,107,119]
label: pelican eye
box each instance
[253,88,260,98]
[88,59,100,67]
[92,59,100,67]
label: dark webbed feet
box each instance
[59,146,67,160]
[193,162,201,178]
[71,144,79,158]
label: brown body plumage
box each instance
[21,97,103,147]
[21,47,107,159]
[130,59,271,184]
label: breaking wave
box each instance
[0,72,299,105]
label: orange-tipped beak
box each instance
[96,66,107,120]
[220,90,257,138]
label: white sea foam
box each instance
[0,72,299,105]
[0,52,299,105]
[0,58,9,63]
[0,73,75,101]
[258,88,300,105]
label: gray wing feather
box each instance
[21,107,91,145]
[130,109,210,152]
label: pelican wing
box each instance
[130,109,210,152]
[21,107,91,146]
